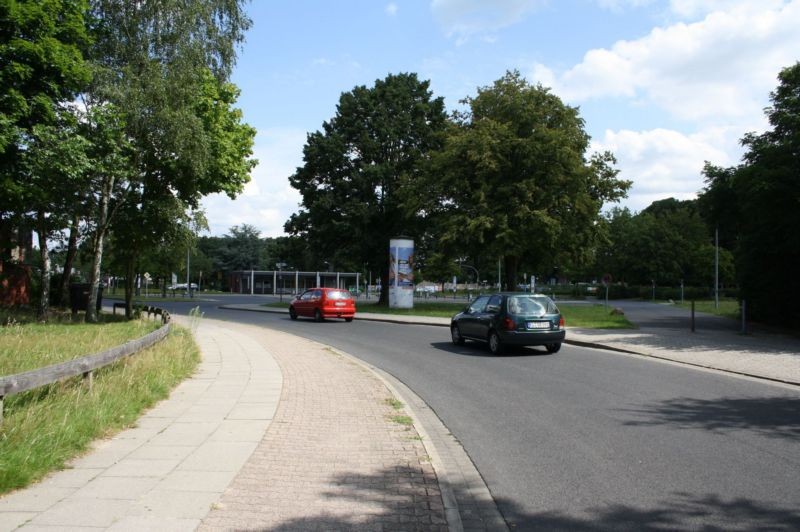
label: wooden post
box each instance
[0,395,4,425]
[83,370,93,390]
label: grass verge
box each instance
[264,300,634,328]
[0,321,200,495]
[1,315,162,375]
[673,298,740,320]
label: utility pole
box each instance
[186,248,192,298]
[715,226,719,310]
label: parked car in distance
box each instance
[289,287,356,322]
[168,283,198,290]
[450,293,565,355]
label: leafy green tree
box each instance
[595,200,734,288]
[424,71,630,289]
[18,114,91,318]
[700,63,800,325]
[0,0,91,315]
[286,73,448,304]
[81,0,254,321]
[220,224,264,271]
[0,0,90,195]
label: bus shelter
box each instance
[229,270,360,296]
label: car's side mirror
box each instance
[294,295,301,300]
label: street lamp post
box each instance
[276,262,287,302]
[456,261,479,292]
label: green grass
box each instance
[674,298,740,320]
[0,315,161,375]
[390,415,414,426]
[385,398,404,410]
[265,300,633,328]
[0,319,200,495]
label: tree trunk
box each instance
[58,214,80,308]
[504,255,519,292]
[125,257,135,319]
[378,267,389,306]
[86,175,114,323]
[35,210,50,321]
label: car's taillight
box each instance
[559,317,565,328]
[504,318,516,331]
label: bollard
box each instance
[741,299,748,334]
[691,300,695,333]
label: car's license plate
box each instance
[527,321,550,330]
[335,302,346,307]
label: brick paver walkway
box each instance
[198,324,448,531]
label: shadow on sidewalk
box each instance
[236,465,800,531]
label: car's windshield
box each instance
[507,295,558,315]
[328,290,353,300]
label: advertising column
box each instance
[389,237,414,309]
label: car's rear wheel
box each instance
[314,309,323,322]
[451,324,465,345]
[546,342,561,353]
[344,317,353,322]
[289,307,297,320]
[488,330,504,355]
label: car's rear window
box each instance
[327,290,353,301]
[508,295,558,315]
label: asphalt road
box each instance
[154,294,800,531]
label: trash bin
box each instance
[69,283,103,313]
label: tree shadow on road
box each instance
[617,395,800,440]
[497,490,800,531]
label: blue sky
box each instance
[201,0,800,237]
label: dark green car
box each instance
[450,293,565,355]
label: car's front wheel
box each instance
[488,330,504,355]
[314,309,323,322]
[451,324,465,345]
[546,342,561,353]
[289,307,297,320]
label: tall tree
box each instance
[700,62,800,326]
[18,114,91,318]
[425,71,630,289]
[0,0,91,314]
[82,0,254,321]
[286,73,448,304]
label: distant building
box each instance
[0,220,33,306]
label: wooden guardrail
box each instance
[0,317,172,424]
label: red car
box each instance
[289,287,356,322]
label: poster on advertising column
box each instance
[389,237,414,309]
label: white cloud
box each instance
[592,127,738,212]
[667,0,786,18]
[386,2,398,16]
[431,0,546,41]
[533,1,800,124]
[200,128,306,237]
